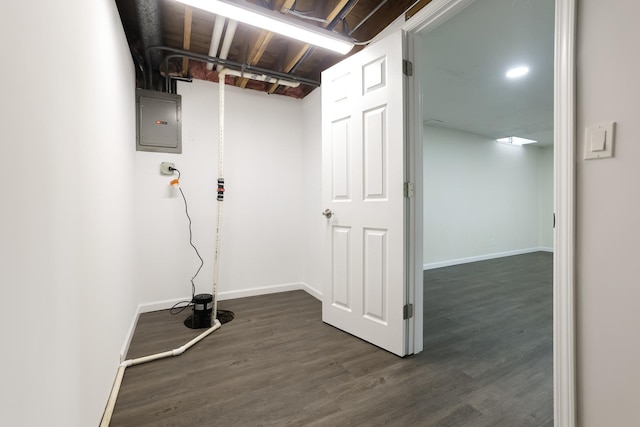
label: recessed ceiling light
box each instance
[496,136,538,146]
[506,66,530,79]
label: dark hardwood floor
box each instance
[110,252,552,426]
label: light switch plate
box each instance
[584,121,615,160]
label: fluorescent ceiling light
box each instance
[506,66,529,79]
[496,136,538,146]
[174,0,354,55]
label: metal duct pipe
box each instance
[135,0,163,73]
[206,15,227,71]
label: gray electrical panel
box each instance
[136,89,182,153]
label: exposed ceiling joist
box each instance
[116,0,434,98]
[280,0,297,12]
[237,0,296,88]
[238,30,274,88]
[326,0,351,23]
[406,0,431,19]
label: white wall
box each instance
[0,0,137,425]
[423,126,552,267]
[577,1,640,425]
[301,88,324,296]
[134,79,307,306]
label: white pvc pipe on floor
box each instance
[100,319,222,427]
[101,365,126,427]
[102,64,297,426]
[100,73,231,423]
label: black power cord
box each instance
[170,168,203,315]
[168,168,234,324]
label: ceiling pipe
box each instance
[348,0,389,36]
[135,0,164,73]
[162,53,312,91]
[216,19,238,72]
[326,0,361,32]
[222,68,300,87]
[130,49,148,89]
[206,15,227,71]
[147,46,321,89]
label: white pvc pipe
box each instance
[221,68,300,88]
[206,15,226,71]
[211,68,298,319]
[210,19,299,87]
[100,364,126,427]
[103,63,297,427]
[216,19,237,72]
[100,319,222,426]
[102,58,241,427]
[211,69,227,321]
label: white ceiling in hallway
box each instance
[418,0,555,146]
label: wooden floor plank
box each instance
[110,252,552,426]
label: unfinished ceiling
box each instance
[115,0,432,98]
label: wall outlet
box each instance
[160,162,175,175]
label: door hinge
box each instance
[403,304,414,319]
[404,182,415,198]
[403,59,413,77]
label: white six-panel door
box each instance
[321,30,407,356]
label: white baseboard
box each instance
[137,297,190,313]
[219,282,322,301]
[120,282,323,359]
[301,282,322,301]
[423,247,554,270]
[120,307,140,362]
[218,282,307,300]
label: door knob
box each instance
[322,209,333,219]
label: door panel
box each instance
[330,118,351,201]
[321,30,407,356]
[363,228,387,323]
[363,106,387,200]
[331,226,351,310]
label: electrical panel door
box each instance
[136,89,182,153]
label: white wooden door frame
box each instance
[403,0,577,426]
